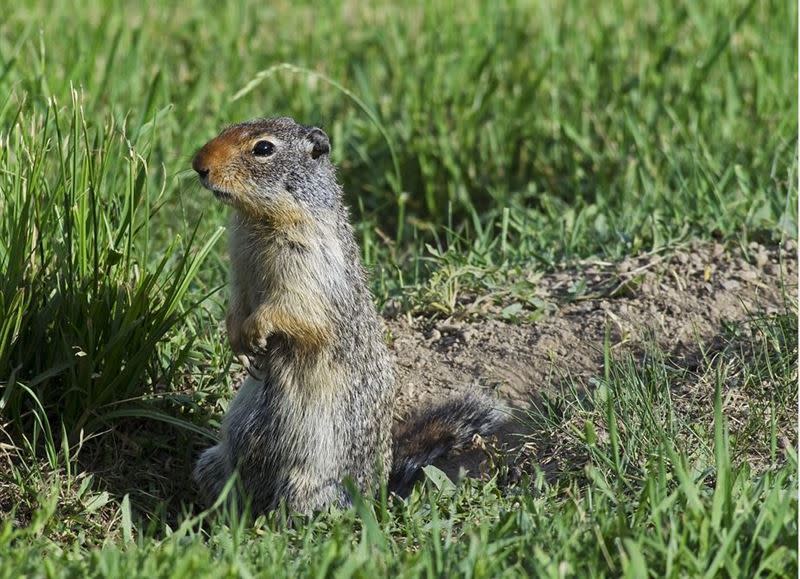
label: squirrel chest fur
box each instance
[192,117,502,514]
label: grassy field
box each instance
[0,0,797,576]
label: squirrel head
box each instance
[192,117,337,220]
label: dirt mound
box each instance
[387,241,797,478]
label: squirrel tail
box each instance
[389,393,506,496]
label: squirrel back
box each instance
[191,117,504,513]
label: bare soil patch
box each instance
[387,241,797,478]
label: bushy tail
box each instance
[389,393,506,496]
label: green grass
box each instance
[1,311,796,577]
[0,0,797,576]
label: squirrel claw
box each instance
[240,317,272,358]
[238,353,266,380]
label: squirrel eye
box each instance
[252,140,275,157]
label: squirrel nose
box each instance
[192,154,210,179]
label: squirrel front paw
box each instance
[226,309,247,354]
[227,309,273,379]
[236,353,266,380]
[240,314,274,356]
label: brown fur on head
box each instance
[192,117,334,221]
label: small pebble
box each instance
[754,248,769,269]
[720,279,740,291]
[737,269,759,282]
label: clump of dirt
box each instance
[387,241,797,478]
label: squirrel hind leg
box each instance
[193,444,231,507]
[389,393,507,497]
[292,480,353,514]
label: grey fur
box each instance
[192,117,503,514]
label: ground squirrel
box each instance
[191,117,503,514]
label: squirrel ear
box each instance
[305,128,330,159]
